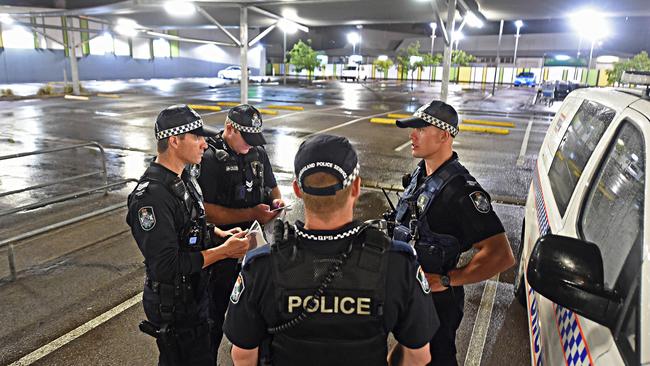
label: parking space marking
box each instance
[304,109,403,139]
[264,105,342,122]
[464,274,500,366]
[517,116,535,167]
[9,293,142,366]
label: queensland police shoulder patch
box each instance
[138,206,156,231]
[469,191,491,214]
[230,273,245,304]
[416,266,431,294]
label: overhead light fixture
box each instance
[0,13,14,25]
[465,13,483,28]
[164,1,196,17]
[356,24,363,29]
[596,55,619,63]
[515,20,524,29]
[277,18,298,34]
[452,31,464,41]
[114,18,139,37]
[378,55,388,61]
[570,9,609,40]
[430,22,437,30]
[347,32,360,46]
[555,55,571,61]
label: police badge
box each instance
[469,191,491,213]
[417,193,429,214]
[230,274,245,304]
[138,206,156,231]
[251,114,262,128]
[416,266,431,294]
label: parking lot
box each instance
[0,78,557,365]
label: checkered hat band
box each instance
[295,224,362,241]
[298,163,359,190]
[413,110,459,137]
[156,119,203,140]
[227,117,262,134]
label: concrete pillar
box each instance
[66,17,81,95]
[440,0,456,102]
[240,6,248,104]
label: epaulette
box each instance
[242,245,271,269]
[389,239,416,257]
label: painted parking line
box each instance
[304,108,403,139]
[464,274,500,366]
[266,105,305,111]
[459,125,510,135]
[517,116,535,167]
[217,101,240,107]
[264,105,342,122]
[9,293,142,366]
[188,104,222,111]
[370,117,397,125]
[462,119,516,128]
[387,113,411,119]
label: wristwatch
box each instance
[440,275,451,287]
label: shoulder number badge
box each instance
[138,206,156,231]
[469,191,491,213]
[416,266,431,294]
[230,273,245,304]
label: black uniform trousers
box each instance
[208,258,240,360]
[142,286,212,366]
[429,286,465,366]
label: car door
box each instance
[536,108,647,365]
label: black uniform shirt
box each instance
[223,221,438,350]
[198,132,277,208]
[126,162,204,284]
[418,153,505,251]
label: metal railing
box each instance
[0,141,138,281]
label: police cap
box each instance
[227,104,267,146]
[154,104,219,140]
[294,134,360,196]
[396,100,459,137]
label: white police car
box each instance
[515,71,650,366]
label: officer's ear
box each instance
[350,176,361,199]
[292,180,303,198]
[167,135,181,150]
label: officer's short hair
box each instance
[156,133,187,153]
[301,172,354,216]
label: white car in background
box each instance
[515,71,650,366]
[217,66,251,80]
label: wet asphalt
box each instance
[0,78,556,365]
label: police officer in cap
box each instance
[126,104,250,365]
[224,134,438,366]
[391,101,515,365]
[197,104,284,360]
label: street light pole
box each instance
[588,39,595,70]
[513,20,523,68]
[491,19,504,96]
[283,30,287,85]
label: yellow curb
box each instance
[258,109,279,115]
[217,101,240,107]
[266,105,305,111]
[64,94,89,101]
[188,104,222,111]
[370,118,397,125]
[96,93,121,99]
[387,113,411,119]
[459,125,509,135]
[462,119,515,128]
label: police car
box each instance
[514,71,650,366]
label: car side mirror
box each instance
[526,234,622,328]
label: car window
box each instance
[548,99,616,216]
[345,66,357,70]
[578,120,644,363]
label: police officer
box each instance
[224,134,438,366]
[392,101,515,366]
[197,104,284,360]
[126,104,250,365]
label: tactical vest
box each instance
[393,156,474,274]
[206,136,268,208]
[266,223,391,366]
[128,163,212,321]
